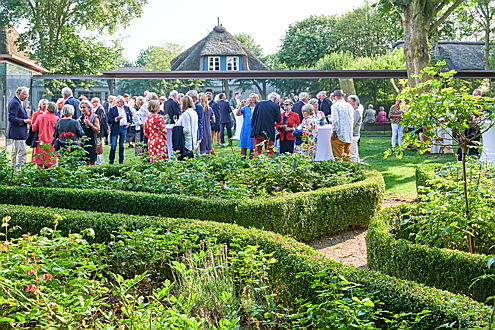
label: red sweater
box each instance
[276,112,300,141]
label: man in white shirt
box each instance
[108,96,132,164]
[331,90,354,161]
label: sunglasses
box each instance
[283,103,292,106]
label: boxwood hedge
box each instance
[367,204,495,302]
[415,163,440,192]
[0,171,384,241]
[0,203,490,328]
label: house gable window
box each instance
[208,56,220,71]
[226,56,239,71]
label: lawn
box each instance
[20,136,455,201]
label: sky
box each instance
[118,0,365,62]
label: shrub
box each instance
[0,170,384,241]
[367,204,495,302]
[0,203,491,328]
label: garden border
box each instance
[0,203,490,328]
[415,163,441,193]
[0,171,384,241]
[366,204,495,302]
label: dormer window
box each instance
[226,56,239,71]
[208,57,220,71]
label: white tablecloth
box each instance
[232,114,243,140]
[166,124,174,158]
[315,124,334,161]
[481,120,495,164]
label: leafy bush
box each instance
[367,204,495,302]
[3,154,365,200]
[0,204,491,328]
[0,170,384,242]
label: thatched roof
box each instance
[0,27,31,60]
[171,26,268,71]
[393,41,484,71]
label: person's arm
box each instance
[32,115,40,132]
[8,102,29,126]
[331,106,339,132]
[90,116,100,135]
[108,107,117,125]
[75,121,85,138]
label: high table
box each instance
[314,124,334,161]
[166,124,174,158]
[481,120,495,164]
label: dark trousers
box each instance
[220,122,233,144]
[109,126,127,164]
[279,139,295,154]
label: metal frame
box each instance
[31,70,495,80]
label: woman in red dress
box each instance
[143,100,168,161]
[30,99,48,168]
[32,102,59,168]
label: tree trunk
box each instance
[339,78,356,97]
[483,26,490,70]
[461,145,476,254]
[401,0,431,87]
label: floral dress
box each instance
[143,113,168,161]
[295,115,319,158]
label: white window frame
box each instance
[226,56,239,71]
[208,56,220,71]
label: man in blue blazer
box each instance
[164,90,181,124]
[217,93,232,146]
[317,91,333,119]
[107,95,132,164]
[293,92,309,121]
[7,86,31,168]
[61,87,82,119]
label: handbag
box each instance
[26,129,38,148]
[95,138,103,155]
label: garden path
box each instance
[309,200,408,269]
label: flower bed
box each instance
[0,157,384,241]
[0,203,491,328]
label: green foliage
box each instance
[136,43,184,71]
[0,204,490,328]
[234,33,264,58]
[0,165,383,241]
[367,204,495,303]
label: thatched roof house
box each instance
[393,41,484,71]
[171,26,268,71]
[0,26,47,73]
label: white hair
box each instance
[16,86,29,95]
[317,91,326,97]
[348,95,360,106]
[169,90,178,98]
[145,92,157,102]
[299,92,309,101]
[116,95,126,103]
[61,87,73,96]
[79,100,92,110]
[186,90,199,99]
[308,98,318,106]
[268,92,280,102]
[61,104,75,117]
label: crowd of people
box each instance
[7,85,395,168]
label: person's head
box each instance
[299,92,309,103]
[186,90,199,101]
[379,106,385,112]
[204,88,213,100]
[136,96,145,107]
[143,90,149,98]
[169,90,179,100]
[234,91,241,99]
[330,92,335,101]
[78,95,88,101]
[116,96,126,107]
[248,93,259,105]
[145,92,157,103]
[293,95,299,101]
[148,100,161,113]
[123,93,130,102]
[473,89,482,97]
[268,92,280,103]
[181,95,195,111]
[61,104,75,118]
[159,96,166,104]
[79,100,93,115]
[333,90,344,100]
[56,98,64,110]
[301,103,314,117]
[178,93,184,103]
[308,98,318,111]
[368,104,374,109]
[395,98,401,105]
[108,95,117,106]
[348,95,360,108]
[38,98,48,111]
[283,99,294,112]
[47,102,57,114]
[198,93,209,112]
[317,91,327,100]
[218,93,226,100]
[61,87,73,100]
[91,97,101,108]
[16,86,29,102]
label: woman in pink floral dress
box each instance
[143,100,168,161]
[295,104,319,158]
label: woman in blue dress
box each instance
[235,93,259,158]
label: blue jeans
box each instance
[110,126,127,164]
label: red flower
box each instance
[25,284,37,293]
[60,132,75,139]
[42,274,53,281]
[275,237,281,241]
[26,269,37,276]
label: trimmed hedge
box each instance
[415,163,441,193]
[0,171,384,241]
[367,204,495,302]
[0,203,490,328]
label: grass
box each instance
[19,136,455,201]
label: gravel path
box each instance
[308,200,408,269]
